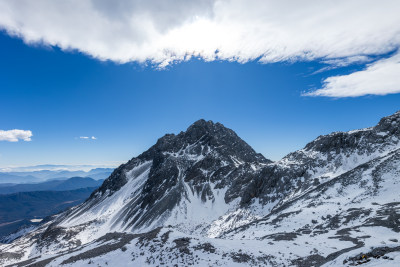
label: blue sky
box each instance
[0,1,400,168]
[1,31,400,167]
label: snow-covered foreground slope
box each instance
[1,113,400,266]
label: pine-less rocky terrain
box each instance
[1,112,400,266]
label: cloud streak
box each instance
[0,130,32,142]
[304,52,400,97]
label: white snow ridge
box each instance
[1,114,400,266]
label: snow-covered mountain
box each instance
[1,113,400,266]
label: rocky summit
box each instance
[1,113,400,266]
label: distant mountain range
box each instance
[0,177,104,195]
[0,168,113,184]
[0,164,116,172]
[0,173,38,184]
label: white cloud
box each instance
[91,136,96,140]
[1,1,400,96]
[0,0,399,66]
[304,52,400,97]
[0,129,32,142]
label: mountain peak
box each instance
[93,119,269,199]
[146,119,264,162]
[182,119,233,144]
[187,119,225,131]
[152,119,222,148]
[190,118,214,127]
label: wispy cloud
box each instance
[311,56,374,75]
[79,136,97,140]
[0,129,32,142]
[304,52,400,97]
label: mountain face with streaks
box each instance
[1,113,400,267]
